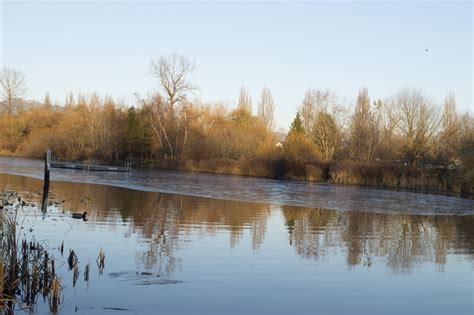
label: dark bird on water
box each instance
[72,211,88,220]
[426,48,428,52]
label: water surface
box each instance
[0,158,473,314]
[0,157,472,215]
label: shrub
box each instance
[270,158,290,179]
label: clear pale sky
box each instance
[1,0,472,130]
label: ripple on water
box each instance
[0,156,473,216]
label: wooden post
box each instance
[41,149,52,212]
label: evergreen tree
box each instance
[289,112,305,135]
[125,106,152,161]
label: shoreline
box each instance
[1,170,473,217]
[1,154,473,200]
[136,158,474,200]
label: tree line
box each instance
[0,55,473,194]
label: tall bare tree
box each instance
[0,67,27,115]
[43,93,52,109]
[300,89,346,136]
[392,88,440,165]
[149,55,196,159]
[438,92,460,164]
[146,93,177,159]
[65,92,75,108]
[372,99,399,160]
[312,89,333,112]
[257,86,275,131]
[350,88,379,163]
[312,110,341,161]
[149,54,196,108]
[300,90,314,136]
[238,86,252,113]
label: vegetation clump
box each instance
[0,194,65,313]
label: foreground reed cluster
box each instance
[1,191,106,314]
[0,206,62,313]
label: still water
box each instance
[0,157,473,314]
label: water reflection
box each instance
[283,206,474,274]
[1,173,472,279]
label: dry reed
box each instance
[0,196,62,312]
[97,248,105,274]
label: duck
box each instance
[71,211,88,220]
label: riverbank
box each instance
[1,160,473,215]
[2,153,473,198]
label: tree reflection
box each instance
[0,173,473,276]
[282,206,473,274]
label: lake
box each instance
[0,157,473,314]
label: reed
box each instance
[49,277,61,299]
[97,248,105,274]
[84,263,90,283]
[67,250,78,270]
[72,265,79,288]
[1,192,99,312]
[0,196,61,312]
[49,277,62,313]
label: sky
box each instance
[1,0,472,131]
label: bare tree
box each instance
[149,54,196,108]
[438,92,460,164]
[300,89,347,136]
[300,90,314,136]
[149,55,197,159]
[238,86,252,113]
[146,93,177,159]
[313,89,349,130]
[81,93,101,155]
[65,92,75,108]
[0,67,27,115]
[312,110,341,161]
[442,92,458,132]
[43,93,52,109]
[372,98,400,160]
[350,88,379,163]
[312,89,333,112]
[299,88,347,161]
[257,86,275,131]
[392,88,440,165]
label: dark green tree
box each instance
[125,106,153,161]
[288,112,305,135]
